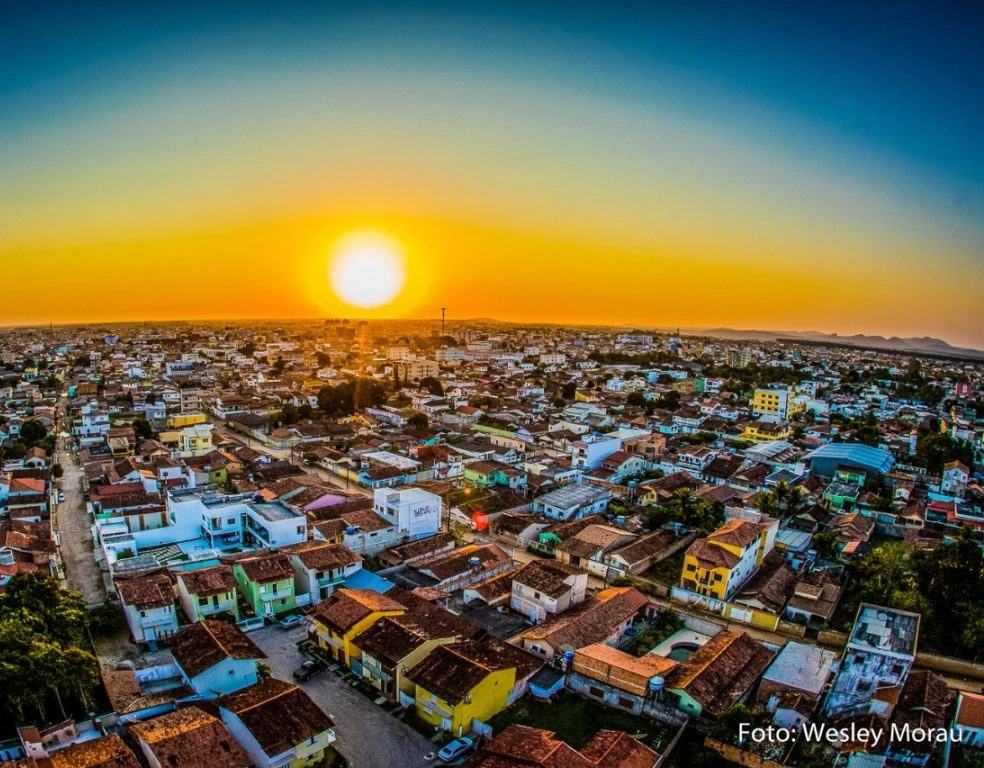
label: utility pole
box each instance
[441,306,446,336]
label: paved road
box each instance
[249,624,438,768]
[210,418,371,497]
[53,395,108,607]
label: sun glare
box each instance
[328,232,408,308]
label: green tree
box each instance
[626,391,648,407]
[561,382,577,400]
[916,430,974,474]
[407,412,429,430]
[419,377,444,396]
[19,419,47,447]
[51,463,64,480]
[131,417,153,441]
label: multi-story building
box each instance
[680,518,778,601]
[751,388,803,421]
[824,603,920,719]
[175,564,239,622]
[372,486,441,542]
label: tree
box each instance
[19,419,47,447]
[561,382,577,400]
[131,417,153,441]
[626,391,648,408]
[51,463,63,480]
[916,430,975,474]
[419,377,444,396]
[407,412,429,430]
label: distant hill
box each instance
[686,328,984,360]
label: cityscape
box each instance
[2,4,984,768]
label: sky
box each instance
[2,1,983,346]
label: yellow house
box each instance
[309,589,405,667]
[406,639,540,737]
[740,420,792,442]
[681,518,777,601]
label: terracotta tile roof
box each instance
[115,571,175,610]
[580,730,660,768]
[168,620,265,679]
[176,564,237,597]
[128,706,251,768]
[516,587,649,654]
[285,542,361,571]
[573,643,677,696]
[956,691,984,730]
[707,519,766,549]
[684,539,740,570]
[735,550,798,612]
[407,639,542,705]
[219,679,334,758]
[468,724,594,768]
[415,544,511,581]
[234,553,293,584]
[512,559,580,599]
[47,734,140,768]
[608,530,678,567]
[310,588,405,634]
[666,630,776,718]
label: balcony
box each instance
[259,589,290,602]
[140,612,176,629]
[316,573,345,588]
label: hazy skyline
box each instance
[2,2,982,346]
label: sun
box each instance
[328,232,407,308]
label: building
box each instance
[512,586,650,662]
[406,638,542,736]
[116,571,179,645]
[286,541,362,603]
[571,435,622,471]
[805,443,895,479]
[309,588,406,666]
[532,483,611,521]
[372,486,441,543]
[168,620,265,696]
[663,630,776,719]
[129,706,251,768]
[758,641,838,727]
[680,518,778,601]
[219,679,336,768]
[175,564,239,622]
[751,388,803,421]
[231,553,297,618]
[46,734,141,768]
[824,603,920,719]
[466,724,660,768]
[510,559,588,623]
[569,642,678,717]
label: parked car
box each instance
[438,737,475,763]
[57,492,66,503]
[278,614,306,630]
[292,659,325,682]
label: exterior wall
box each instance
[123,602,179,644]
[188,657,259,696]
[567,673,688,726]
[414,667,515,736]
[233,566,296,618]
[219,708,336,768]
[313,610,404,667]
[177,583,239,623]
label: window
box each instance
[618,697,634,709]
[199,597,209,606]
[588,686,604,698]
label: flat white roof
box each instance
[762,641,838,696]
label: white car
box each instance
[438,737,475,763]
[57,492,66,503]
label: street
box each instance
[248,624,439,768]
[210,417,372,497]
[53,395,108,607]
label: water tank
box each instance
[806,549,817,562]
[346,526,358,535]
[469,557,481,568]
[564,650,575,663]
[616,516,626,525]
[253,493,264,503]
[0,548,14,566]
[648,676,664,692]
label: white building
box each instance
[532,483,611,521]
[571,434,623,470]
[373,487,441,542]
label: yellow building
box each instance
[751,388,804,420]
[406,639,539,737]
[166,412,208,428]
[309,589,405,667]
[681,518,777,600]
[740,420,792,442]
